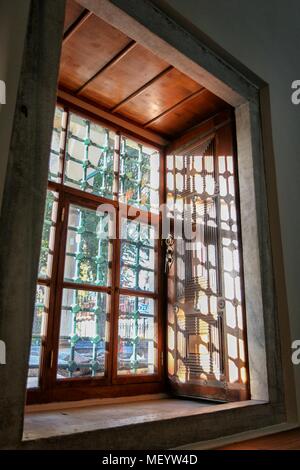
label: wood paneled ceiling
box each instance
[60,0,230,139]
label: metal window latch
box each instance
[217,297,225,310]
[165,234,175,273]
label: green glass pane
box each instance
[57,289,109,378]
[119,137,160,213]
[64,204,112,286]
[27,284,49,388]
[64,112,115,198]
[117,295,157,375]
[120,218,156,292]
[38,190,58,279]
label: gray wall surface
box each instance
[0,0,299,445]
[153,0,300,417]
[0,0,65,448]
[0,0,31,212]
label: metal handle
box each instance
[165,234,175,273]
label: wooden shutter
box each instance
[166,115,249,402]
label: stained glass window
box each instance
[119,137,160,213]
[120,218,156,292]
[27,284,49,388]
[64,113,115,198]
[118,214,158,375]
[38,190,58,280]
[28,105,161,393]
[117,295,157,375]
[64,204,112,286]
[27,188,58,389]
[48,106,65,183]
[57,289,109,378]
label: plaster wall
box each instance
[152,0,300,419]
[0,0,298,449]
[0,0,31,212]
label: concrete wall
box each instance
[0,0,65,447]
[0,0,31,212]
[152,0,300,418]
[0,0,299,448]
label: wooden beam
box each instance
[76,40,137,95]
[143,87,206,128]
[57,89,169,147]
[111,66,173,113]
[63,10,93,43]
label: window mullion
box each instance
[58,107,69,184]
[113,132,121,201]
[109,132,122,383]
[39,187,67,391]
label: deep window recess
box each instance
[27,105,163,401]
[27,105,249,404]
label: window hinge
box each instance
[161,351,164,367]
[61,207,65,223]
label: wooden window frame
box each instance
[27,99,249,406]
[27,101,166,404]
[166,117,250,402]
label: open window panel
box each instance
[166,119,249,402]
[26,0,249,404]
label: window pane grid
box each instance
[28,105,161,389]
[57,289,110,379]
[118,295,157,376]
[49,108,160,209]
[64,112,116,199]
[64,204,113,287]
[27,284,49,388]
[119,137,160,213]
[48,107,66,183]
[38,190,59,281]
[120,218,157,293]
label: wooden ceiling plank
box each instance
[63,9,93,43]
[143,87,206,128]
[57,89,169,147]
[147,90,229,136]
[115,68,202,125]
[111,65,174,113]
[76,40,137,96]
[59,6,229,137]
[63,0,86,33]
